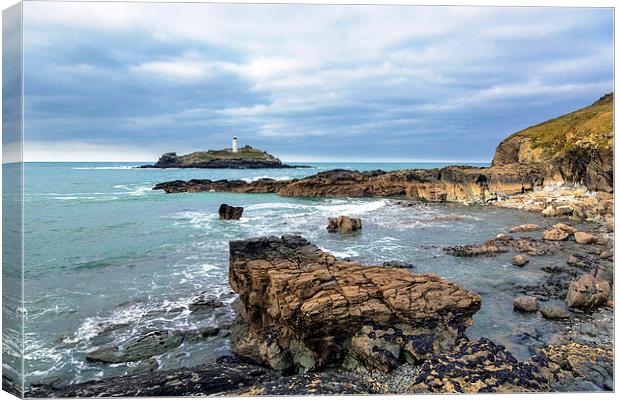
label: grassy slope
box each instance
[508,93,613,158]
[189,148,277,162]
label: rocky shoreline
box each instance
[22,94,614,396]
[27,223,613,395]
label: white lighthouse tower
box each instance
[232,136,238,153]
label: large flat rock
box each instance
[229,235,481,373]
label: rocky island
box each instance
[141,142,305,169]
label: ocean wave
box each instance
[112,185,152,196]
[245,199,387,216]
[242,175,292,183]
[314,199,387,215]
[319,247,359,258]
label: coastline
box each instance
[24,179,614,395]
[16,94,615,395]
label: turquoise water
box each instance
[22,162,578,386]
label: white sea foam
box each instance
[320,247,359,258]
[71,166,136,170]
[314,199,387,215]
[242,175,292,183]
[113,185,152,196]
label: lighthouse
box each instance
[232,136,238,153]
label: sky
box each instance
[22,2,614,162]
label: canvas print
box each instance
[1,1,615,397]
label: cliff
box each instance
[141,146,303,169]
[492,93,613,191]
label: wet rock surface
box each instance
[540,305,570,320]
[231,371,378,395]
[444,235,560,258]
[27,356,277,397]
[407,338,549,393]
[85,330,185,364]
[540,343,614,391]
[513,296,539,312]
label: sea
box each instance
[18,162,584,386]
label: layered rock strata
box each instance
[228,235,481,374]
[154,165,547,204]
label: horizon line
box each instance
[19,159,492,164]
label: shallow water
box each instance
[22,162,586,386]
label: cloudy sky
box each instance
[23,2,613,162]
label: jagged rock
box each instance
[542,224,576,241]
[541,343,614,391]
[154,164,547,204]
[565,274,611,309]
[381,260,415,269]
[542,228,569,241]
[540,305,570,319]
[229,235,481,374]
[85,330,184,363]
[232,371,377,395]
[27,356,278,397]
[574,232,597,245]
[219,204,244,220]
[509,224,540,233]
[514,238,560,256]
[542,206,560,217]
[443,243,508,257]
[554,223,577,233]
[326,216,362,233]
[512,255,529,267]
[188,293,225,313]
[445,237,557,258]
[513,296,539,312]
[407,338,549,393]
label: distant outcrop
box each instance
[492,93,613,192]
[154,165,546,203]
[141,146,305,169]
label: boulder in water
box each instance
[574,232,597,245]
[565,274,611,309]
[540,305,570,319]
[509,224,540,233]
[85,330,184,364]
[513,296,539,312]
[219,204,244,220]
[326,216,362,233]
[512,255,529,267]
